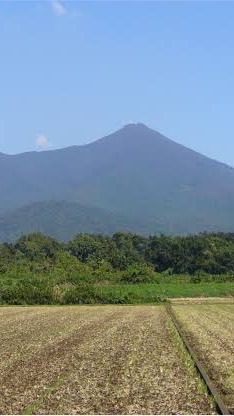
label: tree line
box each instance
[1,231,234,304]
[1,231,234,279]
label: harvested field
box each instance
[172,303,234,414]
[0,305,215,415]
[170,297,234,304]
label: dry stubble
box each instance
[0,305,216,415]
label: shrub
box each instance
[62,284,96,304]
[121,263,156,284]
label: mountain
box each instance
[0,201,154,242]
[1,122,234,239]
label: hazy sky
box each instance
[1,1,234,166]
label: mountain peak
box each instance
[1,124,234,238]
[123,122,149,129]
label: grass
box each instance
[167,316,214,406]
[0,282,234,305]
[93,282,234,302]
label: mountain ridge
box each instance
[0,200,157,242]
[1,124,233,171]
[1,123,234,238]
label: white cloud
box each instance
[36,134,50,150]
[51,0,67,17]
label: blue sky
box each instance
[1,1,234,166]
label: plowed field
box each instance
[0,305,215,415]
[172,303,234,414]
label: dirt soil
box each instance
[172,303,234,413]
[170,297,234,304]
[0,305,216,415]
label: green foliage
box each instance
[0,282,53,305]
[121,263,156,284]
[15,233,62,261]
[146,233,234,274]
[1,231,234,304]
[62,284,96,304]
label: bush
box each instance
[121,263,156,284]
[62,284,96,304]
[0,283,53,304]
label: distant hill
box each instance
[0,200,156,242]
[1,123,234,237]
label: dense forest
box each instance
[0,231,234,304]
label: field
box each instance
[94,282,234,302]
[1,282,234,306]
[172,302,234,414]
[0,305,217,415]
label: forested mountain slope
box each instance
[0,201,154,242]
[1,123,234,236]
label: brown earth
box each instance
[0,305,216,415]
[170,297,234,304]
[172,303,234,413]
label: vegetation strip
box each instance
[1,232,234,305]
[166,303,230,415]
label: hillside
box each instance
[0,200,155,242]
[1,123,234,236]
